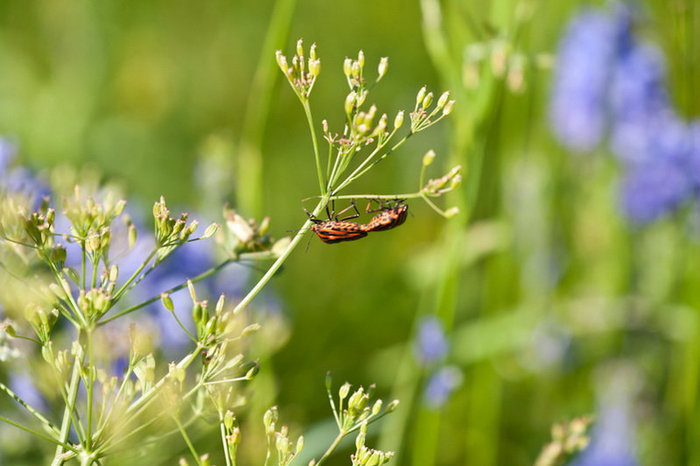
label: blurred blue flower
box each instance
[549,8,629,152]
[609,41,673,164]
[424,366,462,409]
[572,401,638,466]
[414,315,448,366]
[620,149,693,224]
[0,138,17,174]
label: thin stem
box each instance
[232,197,327,314]
[302,100,326,195]
[111,248,158,303]
[86,328,95,452]
[0,381,61,436]
[219,410,233,466]
[172,414,202,465]
[315,430,347,466]
[0,415,77,451]
[99,259,233,326]
[52,357,82,466]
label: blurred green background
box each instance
[1,0,699,464]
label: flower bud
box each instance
[343,58,353,77]
[339,382,351,400]
[357,50,365,68]
[377,57,388,80]
[442,100,455,116]
[296,39,304,59]
[423,150,436,166]
[422,92,434,109]
[345,91,357,115]
[161,293,174,311]
[309,43,317,61]
[309,59,321,77]
[393,111,404,129]
[444,206,460,218]
[415,86,427,107]
[436,91,450,110]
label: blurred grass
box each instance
[1,0,699,465]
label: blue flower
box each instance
[619,115,694,224]
[414,316,448,366]
[549,8,629,152]
[609,41,673,164]
[424,366,462,409]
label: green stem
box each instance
[315,429,347,466]
[99,259,233,325]
[302,100,326,195]
[51,358,82,466]
[219,410,233,466]
[86,328,95,452]
[232,197,327,314]
[111,248,158,303]
[0,381,61,436]
[172,414,202,465]
[0,415,77,451]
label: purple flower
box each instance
[609,41,673,164]
[424,366,462,409]
[549,8,629,152]
[414,316,448,365]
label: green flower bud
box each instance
[199,454,210,466]
[345,91,357,115]
[309,59,321,77]
[296,39,304,59]
[423,149,436,166]
[385,399,400,413]
[393,111,404,129]
[357,50,365,68]
[215,294,226,314]
[371,399,382,416]
[343,58,353,78]
[442,100,455,115]
[264,407,278,434]
[2,322,17,337]
[377,57,388,80]
[161,293,174,311]
[339,382,351,400]
[445,206,460,218]
[296,436,304,454]
[436,91,450,110]
[309,43,317,61]
[422,91,434,109]
[415,86,427,107]
[202,222,219,239]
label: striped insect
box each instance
[305,201,368,244]
[364,199,408,232]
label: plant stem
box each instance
[52,358,82,466]
[172,414,201,465]
[302,100,327,195]
[315,430,347,466]
[219,410,233,466]
[99,259,233,325]
[232,197,327,314]
[0,381,60,435]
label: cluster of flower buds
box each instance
[63,186,126,262]
[410,86,455,133]
[327,375,399,433]
[422,164,462,195]
[534,415,593,466]
[221,207,288,259]
[276,39,321,101]
[153,196,213,263]
[343,50,388,91]
[263,406,304,466]
[351,422,394,466]
[25,306,59,343]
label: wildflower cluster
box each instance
[276,40,460,220]
[550,3,700,224]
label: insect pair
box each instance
[307,199,408,244]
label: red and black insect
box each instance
[306,201,368,244]
[363,199,408,232]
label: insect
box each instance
[364,199,408,232]
[306,201,368,244]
